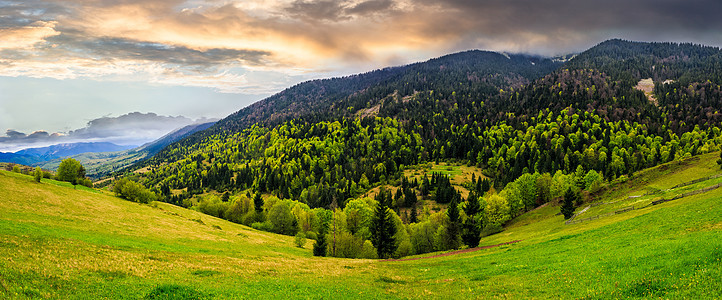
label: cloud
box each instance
[1,0,722,96]
[0,112,214,152]
[0,20,60,50]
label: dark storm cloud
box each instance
[410,0,722,53]
[345,0,395,16]
[0,112,204,151]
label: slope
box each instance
[2,152,720,298]
[0,170,384,299]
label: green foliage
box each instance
[294,232,306,248]
[561,188,577,219]
[485,194,511,226]
[56,158,86,187]
[268,200,297,236]
[33,167,42,183]
[583,170,603,191]
[113,178,157,204]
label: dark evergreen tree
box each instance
[254,192,264,213]
[561,188,577,220]
[313,223,328,257]
[371,189,398,259]
[446,194,461,249]
[462,193,482,248]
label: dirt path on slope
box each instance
[383,240,521,262]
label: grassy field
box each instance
[1,154,720,299]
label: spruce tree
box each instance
[462,193,482,248]
[446,194,461,249]
[254,192,264,213]
[371,190,397,259]
[561,188,577,220]
[313,223,328,256]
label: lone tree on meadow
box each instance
[56,158,85,188]
[33,167,43,183]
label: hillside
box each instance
[104,40,722,263]
[1,152,720,298]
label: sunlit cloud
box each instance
[0,20,60,50]
[1,0,721,95]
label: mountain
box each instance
[16,142,135,159]
[128,39,722,233]
[34,121,215,178]
[0,142,135,165]
[159,51,563,160]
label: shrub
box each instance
[113,178,157,204]
[294,232,306,248]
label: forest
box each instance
[113,39,722,258]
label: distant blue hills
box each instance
[0,142,136,165]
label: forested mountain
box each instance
[157,50,562,160]
[118,39,722,258]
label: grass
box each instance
[1,154,721,299]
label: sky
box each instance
[2,0,722,151]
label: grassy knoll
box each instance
[1,154,721,299]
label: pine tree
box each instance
[462,193,482,248]
[561,188,577,220]
[254,192,264,213]
[313,223,328,256]
[371,189,397,259]
[446,194,461,249]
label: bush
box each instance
[251,221,273,232]
[480,223,504,237]
[360,240,378,259]
[294,232,306,248]
[113,178,157,204]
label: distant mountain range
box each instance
[34,121,215,178]
[0,121,215,178]
[0,142,135,165]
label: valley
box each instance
[1,152,720,298]
[2,39,722,299]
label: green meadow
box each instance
[1,154,721,299]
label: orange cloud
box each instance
[0,21,60,50]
